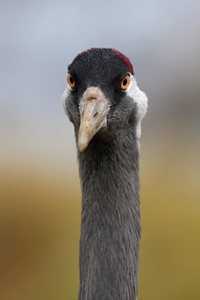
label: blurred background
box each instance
[0,0,200,299]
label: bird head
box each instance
[62,48,148,152]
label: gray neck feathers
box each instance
[77,127,141,300]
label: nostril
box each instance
[93,112,98,119]
[88,94,97,101]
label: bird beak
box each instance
[78,87,110,152]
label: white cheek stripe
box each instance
[126,74,148,142]
[61,85,72,119]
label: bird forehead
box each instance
[68,48,133,80]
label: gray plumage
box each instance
[62,48,148,300]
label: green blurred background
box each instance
[0,1,200,299]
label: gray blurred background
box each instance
[0,1,200,299]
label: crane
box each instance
[62,48,148,300]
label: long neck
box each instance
[78,127,141,300]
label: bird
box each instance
[62,48,148,300]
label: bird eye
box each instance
[67,74,75,88]
[121,75,130,90]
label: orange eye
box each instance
[67,74,75,88]
[121,75,130,90]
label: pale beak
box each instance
[78,87,110,152]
